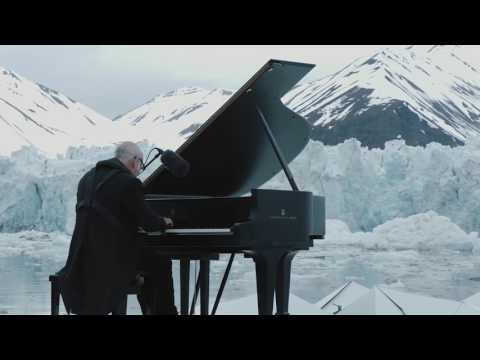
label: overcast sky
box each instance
[0,45,404,118]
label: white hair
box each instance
[115,142,142,161]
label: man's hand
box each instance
[163,217,174,228]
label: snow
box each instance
[0,69,233,160]
[338,287,404,315]
[0,231,69,263]
[0,142,156,233]
[3,45,480,159]
[266,137,480,234]
[315,281,370,314]
[335,285,480,315]
[197,293,327,315]
[112,87,233,151]
[282,45,480,143]
[5,136,480,247]
[377,287,480,315]
[2,47,480,314]
[2,209,480,314]
[0,147,94,233]
[320,212,479,253]
[2,211,477,265]
[2,209,480,303]
[463,291,480,309]
[3,135,480,310]
[0,67,116,157]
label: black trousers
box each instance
[136,255,178,315]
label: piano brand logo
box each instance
[269,208,296,221]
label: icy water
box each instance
[1,242,480,315]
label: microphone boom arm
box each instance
[142,148,164,171]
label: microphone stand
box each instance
[142,148,164,171]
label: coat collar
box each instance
[96,157,132,174]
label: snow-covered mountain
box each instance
[4,45,480,157]
[112,87,233,150]
[283,45,480,148]
[114,46,480,150]
[0,67,115,156]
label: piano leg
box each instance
[252,251,285,315]
[180,259,190,315]
[200,260,210,315]
[50,276,60,316]
[275,251,297,315]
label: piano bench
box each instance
[48,273,139,315]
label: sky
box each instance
[0,45,404,118]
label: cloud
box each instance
[93,45,390,85]
[0,45,398,118]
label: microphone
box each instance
[161,150,190,178]
[142,148,190,178]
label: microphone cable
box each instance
[142,147,159,170]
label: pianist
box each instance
[58,142,178,315]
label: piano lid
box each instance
[143,59,315,197]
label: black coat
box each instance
[58,158,167,315]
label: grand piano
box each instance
[138,59,326,315]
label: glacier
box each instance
[265,137,480,233]
[3,138,480,313]
[0,141,153,233]
[4,137,480,235]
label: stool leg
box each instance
[200,260,210,315]
[180,259,190,315]
[112,295,128,315]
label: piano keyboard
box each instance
[146,228,234,236]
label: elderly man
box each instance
[58,142,177,315]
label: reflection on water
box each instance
[0,255,258,315]
[2,242,480,314]
[291,243,480,302]
[0,256,56,315]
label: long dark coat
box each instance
[57,158,167,315]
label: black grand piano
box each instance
[138,59,325,315]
